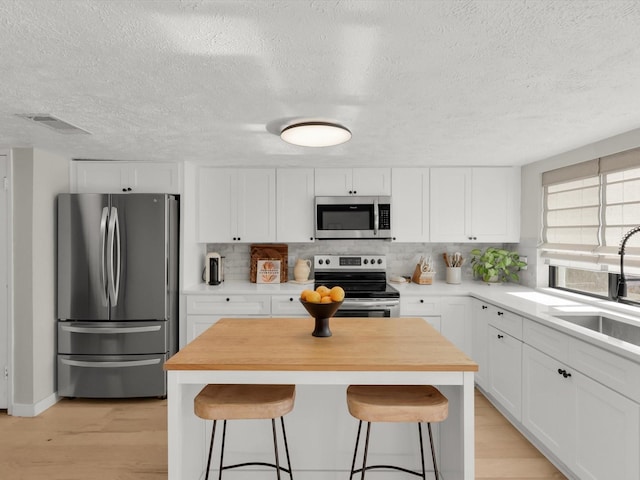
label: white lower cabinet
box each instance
[441,297,471,357]
[523,344,640,480]
[399,295,441,331]
[271,295,308,316]
[185,294,271,343]
[471,299,490,389]
[488,326,522,420]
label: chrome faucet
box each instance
[617,225,640,299]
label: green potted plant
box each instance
[470,247,527,283]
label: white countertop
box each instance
[184,280,640,362]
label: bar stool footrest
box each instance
[221,461,292,474]
[352,464,426,478]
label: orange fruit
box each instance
[300,289,314,301]
[305,291,322,303]
[320,295,332,304]
[329,286,345,302]
[316,285,331,297]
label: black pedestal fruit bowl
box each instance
[299,299,343,337]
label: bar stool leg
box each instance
[218,420,227,480]
[280,417,294,479]
[204,420,217,480]
[418,423,426,480]
[360,422,372,480]
[349,421,363,480]
[427,423,440,480]
[271,418,282,480]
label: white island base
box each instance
[167,371,475,480]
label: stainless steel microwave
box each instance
[315,196,392,239]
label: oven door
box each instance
[334,299,400,318]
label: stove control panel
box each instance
[314,255,387,270]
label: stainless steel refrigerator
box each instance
[57,193,179,398]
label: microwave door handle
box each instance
[373,198,379,235]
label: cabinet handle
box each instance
[289,297,293,302]
[557,368,572,378]
[420,299,424,303]
[310,237,314,241]
[348,190,353,194]
[353,190,357,194]
[564,371,572,378]
[232,237,236,241]
[482,305,488,310]
[468,236,473,240]
[497,334,504,339]
[127,187,132,192]
[497,311,504,316]
[122,188,127,192]
[226,298,230,302]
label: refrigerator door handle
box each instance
[60,325,162,334]
[107,206,121,306]
[60,358,161,368]
[99,206,109,307]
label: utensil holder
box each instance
[446,267,462,284]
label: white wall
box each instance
[12,147,69,413]
[519,127,640,288]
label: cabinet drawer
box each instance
[186,295,271,315]
[488,307,523,340]
[570,338,640,402]
[400,297,442,316]
[523,320,570,365]
[271,295,308,316]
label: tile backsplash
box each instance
[206,241,517,284]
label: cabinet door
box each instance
[74,161,127,193]
[574,372,640,480]
[441,297,471,357]
[488,326,522,420]
[276,168,315,242]
[314,168,352,195]
[471,299,490,388]
[352,168,391,196]
[236,168,276,242]
[129,162,181,193]
[429,168,470,242]
[196,167,235,242]
[391,168,429,242]
[470,167,519,242]
[522,345,573,461]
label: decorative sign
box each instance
[256,259,281,284]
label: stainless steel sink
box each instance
[553,314,640,347]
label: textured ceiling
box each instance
[2,0,640,167]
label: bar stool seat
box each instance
[194,384,296,480]
[346,385,448,480]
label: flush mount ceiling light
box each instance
[280,121,351,147]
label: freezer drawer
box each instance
[58,321,168,355]
[57,354,167,398]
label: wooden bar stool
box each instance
[346,385,448,480]
[194,384,296,480]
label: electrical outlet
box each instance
[520,256,528,270]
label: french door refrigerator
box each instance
[57,193,179,398]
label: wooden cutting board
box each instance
[250,244,288,283]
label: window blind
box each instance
[540,150,640,271]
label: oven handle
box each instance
[341,299,400,308]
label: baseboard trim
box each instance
[11,392,60,417]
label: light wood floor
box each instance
[0,389,566,479]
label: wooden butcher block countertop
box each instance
[164,317,478,372]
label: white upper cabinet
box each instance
[315,168,391,196]
[391,168,429,242]
[196,167,276,243]
[276,168,315,243]
[73,161,181,194]
[429,166,520,242]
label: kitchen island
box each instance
[164,317,478,480]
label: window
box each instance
[541,149,640,306]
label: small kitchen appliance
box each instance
[315,196,392,240]
[314,254,399,317]
[206,252,223,285]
